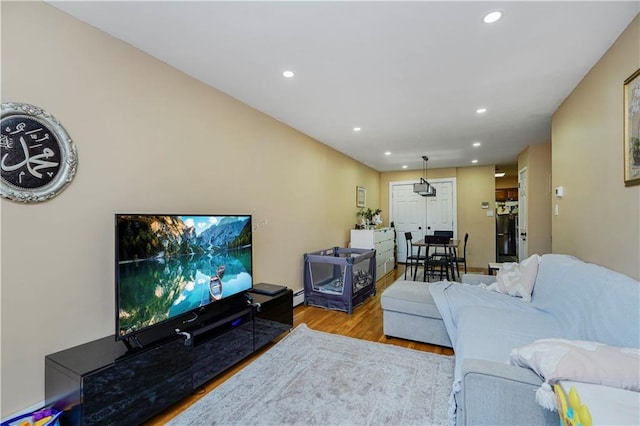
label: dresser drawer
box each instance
[373,228,393,243]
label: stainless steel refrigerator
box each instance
[496,214,517,261]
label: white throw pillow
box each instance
[486,254,539,302]
[510,339,640,391]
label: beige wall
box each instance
[0,2,380,416]
[518,143,552,256]
[380,166,496,270]
[552,15,640,280]
[455,166,496,269]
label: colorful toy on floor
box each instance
[0,408,61,426]
[555,384,592,426]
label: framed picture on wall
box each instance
[623,68,640,186]
[1,102,78,203]
[356,186,366,207]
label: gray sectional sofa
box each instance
[381,254,640,425]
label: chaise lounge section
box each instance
[381,280,451,348]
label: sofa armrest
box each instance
[458,358,558,425]
[460,274,495,286]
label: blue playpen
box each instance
[303,247,376,314]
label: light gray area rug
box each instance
[168,323,454,425]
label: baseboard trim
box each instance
[293,289,304,307]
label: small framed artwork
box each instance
[356,186,366,208]
[623,68,640,186]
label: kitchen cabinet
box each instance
[496,187,518,201]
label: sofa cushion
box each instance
[483,254,539,302]
[454,306,564,372]
[532,254,640,348]
[381,280,442,319]
[556,381,640,425]
[429,281,541,346]
[510,339,640,391]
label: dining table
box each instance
[412,237,460,281]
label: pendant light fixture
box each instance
[413,156,436,197]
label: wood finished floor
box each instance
[146,265,454,425]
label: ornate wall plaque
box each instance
[1,103,78,203]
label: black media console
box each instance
[45,288,293,425]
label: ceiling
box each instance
[48,1,639,173]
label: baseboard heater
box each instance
[293,289,305,307]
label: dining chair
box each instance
[404,232,427,280]
[423,235,452,282]
[433,230,454,257]
[453,233,469,278]
[433,230,454,238]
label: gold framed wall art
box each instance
[623,68,640,186]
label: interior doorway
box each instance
[389,178,457,263]
[518,167,528,260]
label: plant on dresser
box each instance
[356,208,382,228]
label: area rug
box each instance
[168,323,454,425]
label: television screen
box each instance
[115,214,252,340]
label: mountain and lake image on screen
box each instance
[116,214,252,339]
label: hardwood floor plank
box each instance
[146,267,453,425]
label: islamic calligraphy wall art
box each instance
[1,103,78,203]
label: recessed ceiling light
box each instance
[471,159,478,164]
[473,142,481,147]
[282,70,295,78]
[483,11,503,24]
[402,165,408,169]
[476,108,487,114]
[495,172,506,178]
[384,151,391,156]
[353,127,361,132]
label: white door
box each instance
[391,183,426,263]
[390,178,457,262]
[426,180,456,237]
[518,167,528,260]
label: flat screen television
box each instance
[115,214,253,344]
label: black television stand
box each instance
[45,289,293,425]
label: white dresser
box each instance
[350,228,395,280]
